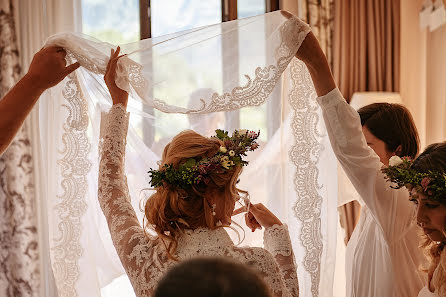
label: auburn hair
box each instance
[358,103,420,158]
[144,130,243,258]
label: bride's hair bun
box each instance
[144,130,243,258]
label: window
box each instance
[151,0,222,37]
[82,0,140,44]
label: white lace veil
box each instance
[38,11,338,297]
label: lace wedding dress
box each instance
[39,12,339,297]
[98,104,299,297]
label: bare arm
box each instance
[0,46,79,154]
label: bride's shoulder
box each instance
[232,246,278,265]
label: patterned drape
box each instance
[0,1,40,296]
[299,0,335,69]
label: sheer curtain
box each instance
[36,12,338,297]
[13,1,82,296]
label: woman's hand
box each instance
[280,10,336,96]
[25,46,80,92]
[104,46,128,107]
[233,203,282,232]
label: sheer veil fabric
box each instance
[38,12,337,297]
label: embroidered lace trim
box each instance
[53,71,91,297]
[288,59,324,296]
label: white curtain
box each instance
[36,12,338,297]
[13,1,82,296]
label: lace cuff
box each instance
[100,104,129,140]
[99,104,130,164]
[264,224,293,257]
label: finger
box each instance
[110,47,120,60]
[46,46,65,52]
[108,56,119,78]
[246,213,261,231]
[280,10,293,19]
[247,203,263,216]
[56,49,67,59]
[64,62,80,75]
[232,206,247,216]
[248,216,261,230]
[110,54,126,66]
[105,49,114,74]
[245,213,256,232]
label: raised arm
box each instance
[281,10,336,97]
[288,12,410,236]
[295,31,336,97]
[99,48,162,296]
[0,46,79,154]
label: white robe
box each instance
[317,88,427,297]
[418,287,439,297]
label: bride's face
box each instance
[411,191,446,242]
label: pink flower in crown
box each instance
[248,131,257,138]
[250,143,259,150]
[198,165,207,174]
[421,177,431,192]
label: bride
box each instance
[97,45,299,297]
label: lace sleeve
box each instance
[98,104,163,297]
[264,224,299,297]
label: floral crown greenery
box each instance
[382,155,446,201]
[148,129,260,190]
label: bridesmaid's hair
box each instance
[154,257,272,297]
[144,130,244,258]
[412,142,446,292]
[358,103,419,158]
[412,142,446,185]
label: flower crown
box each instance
[382,155,446,201]
[148,129,260,189]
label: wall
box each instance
[426,23,446,144]
[401,0,446,148]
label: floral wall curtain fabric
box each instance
[299,0,335,69]
[0,1,40,296]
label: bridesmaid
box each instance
[285,10,427,297]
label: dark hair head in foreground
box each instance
[153,257,272,297]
